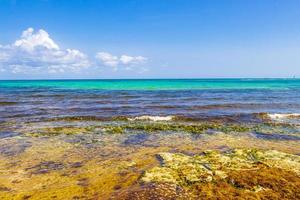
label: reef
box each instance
[25,126,96,136]
[1,116,299,199]
[104,122,251,135]
[23,121,253,137]
[140,149,300,199]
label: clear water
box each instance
[1,78,300,90]
[1,79,300,199]
[1,79,300,123]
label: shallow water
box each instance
[0,79,300,199]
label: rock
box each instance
[142,149,300,187]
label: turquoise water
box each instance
[0,79,300,90]
[1,78,300,123]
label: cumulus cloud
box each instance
[120,55,147,65]
[0,28,148,75]
[95,52,119,67]
[0,27,90,74]
[14,27,59,51]
[96,51,147,70]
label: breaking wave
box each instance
[267,113,300,120]
[128,115,174,121]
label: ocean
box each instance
[0,79,299,199]
[1,79,300,123]
[1,78,300,90]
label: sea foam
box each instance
[267,113,300,120]
[128,115,174,121]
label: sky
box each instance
[0,0,300,79]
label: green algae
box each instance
[0,102,18,106]
[104,126,124,134]
[115,148,300,199]
[23,120,299,139]
[1,117,299,199]
[1,124,299,200]
[23,122,252,137]
[123,123,216,133]
[103,122,251,135]
[25,126,96,136]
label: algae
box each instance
[26,126,95,136]
[28,116,299,140]
[142,149,300,185]
[0,102,18,106]
[1,116,299,199]
[103,122,250,135]
[139,149,300,199]
[24,121,252,137]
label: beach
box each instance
[0,79,299,199]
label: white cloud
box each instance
[14,27,59,51]
[95,52,119,67]
[120,55,147,65]
[0,28,148,75]
[0,27,90,74]
[95,52,147,70]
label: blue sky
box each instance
[0,0,300,79]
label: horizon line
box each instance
[0,77,299,81]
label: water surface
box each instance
[0,79,299,199]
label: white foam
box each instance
[128,115,174,121]
[267,113,300,120]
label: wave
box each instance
[267,113,300,120]
[128,115,174,121]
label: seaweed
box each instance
[138,149,300,199]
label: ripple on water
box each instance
[0,139,31,157]
[252,131,300,141]
[0,131,20,139]
[123,134,150,145]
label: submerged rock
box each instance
[123,134,149,145]
[26,126,95,136]
[0,140,31,156]
[111,183,190,200]
[139,149,300,199]
[0,131,20,139]
[142,149,300,185]
[252,131,300,141]
[26,161,65,174]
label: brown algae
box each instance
[25,126,96,136]
[23,121,253,137]
[139,149,300,199]
[0,118,299,199]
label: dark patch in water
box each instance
[70,162,83,168]
[0,102,18,106]
[46,115,128,122]
[0,140,31,156]
[26,161,64,174]
[0,185,11,192]
[174,113,264,123]
[77,178,89,187]
[252,131,300,141]
[147,105,178,109]
[190,133,204,140]
[111,183,188,199]
[0,131,20,139]
[123,134,149,145]
[22,195,31,200]
[114,185,122,190]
